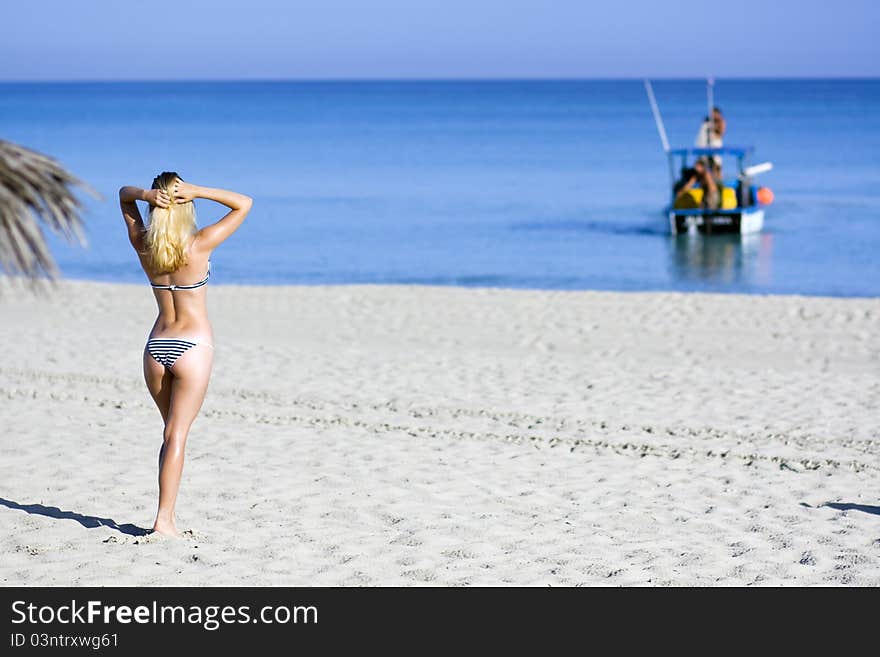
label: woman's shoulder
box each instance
[190,232,213,258]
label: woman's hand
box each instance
[173,180,200,204]
[144,188,171,208]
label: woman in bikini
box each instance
[119,172,252,536]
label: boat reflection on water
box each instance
[668,232,774,288]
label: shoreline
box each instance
[5,275,880,301]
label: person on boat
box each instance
[696,106,726,170]
[674,159,721,210]
[695,106,726,148]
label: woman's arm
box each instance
[174,181,252,252]
[119,186,168,247]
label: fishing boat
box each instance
[666,146,773,235]
[644,80,774,235]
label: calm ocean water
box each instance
[2,79,878,296]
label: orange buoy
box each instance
[757,187,774,205]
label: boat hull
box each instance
[668,208,764,235]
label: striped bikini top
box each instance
[149,260,211,291]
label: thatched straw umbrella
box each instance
[0,139,93,286]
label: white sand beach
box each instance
[1,279,878,586]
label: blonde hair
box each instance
[143,171,197,274]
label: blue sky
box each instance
[2,0,877,80]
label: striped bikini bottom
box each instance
[145,337,214,370]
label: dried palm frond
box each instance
[0,140,95,287]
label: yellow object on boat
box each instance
[673,186,737,210]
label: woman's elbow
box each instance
[241,196,254,213]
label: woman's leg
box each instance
[153,344,214,536]
[143,349,174,422]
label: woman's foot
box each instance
[152,516,180,538]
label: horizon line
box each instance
[1,75,878,84]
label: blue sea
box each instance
[2,79,878,296]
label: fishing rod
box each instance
[643,79,670,152]
[644,79,675,186]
